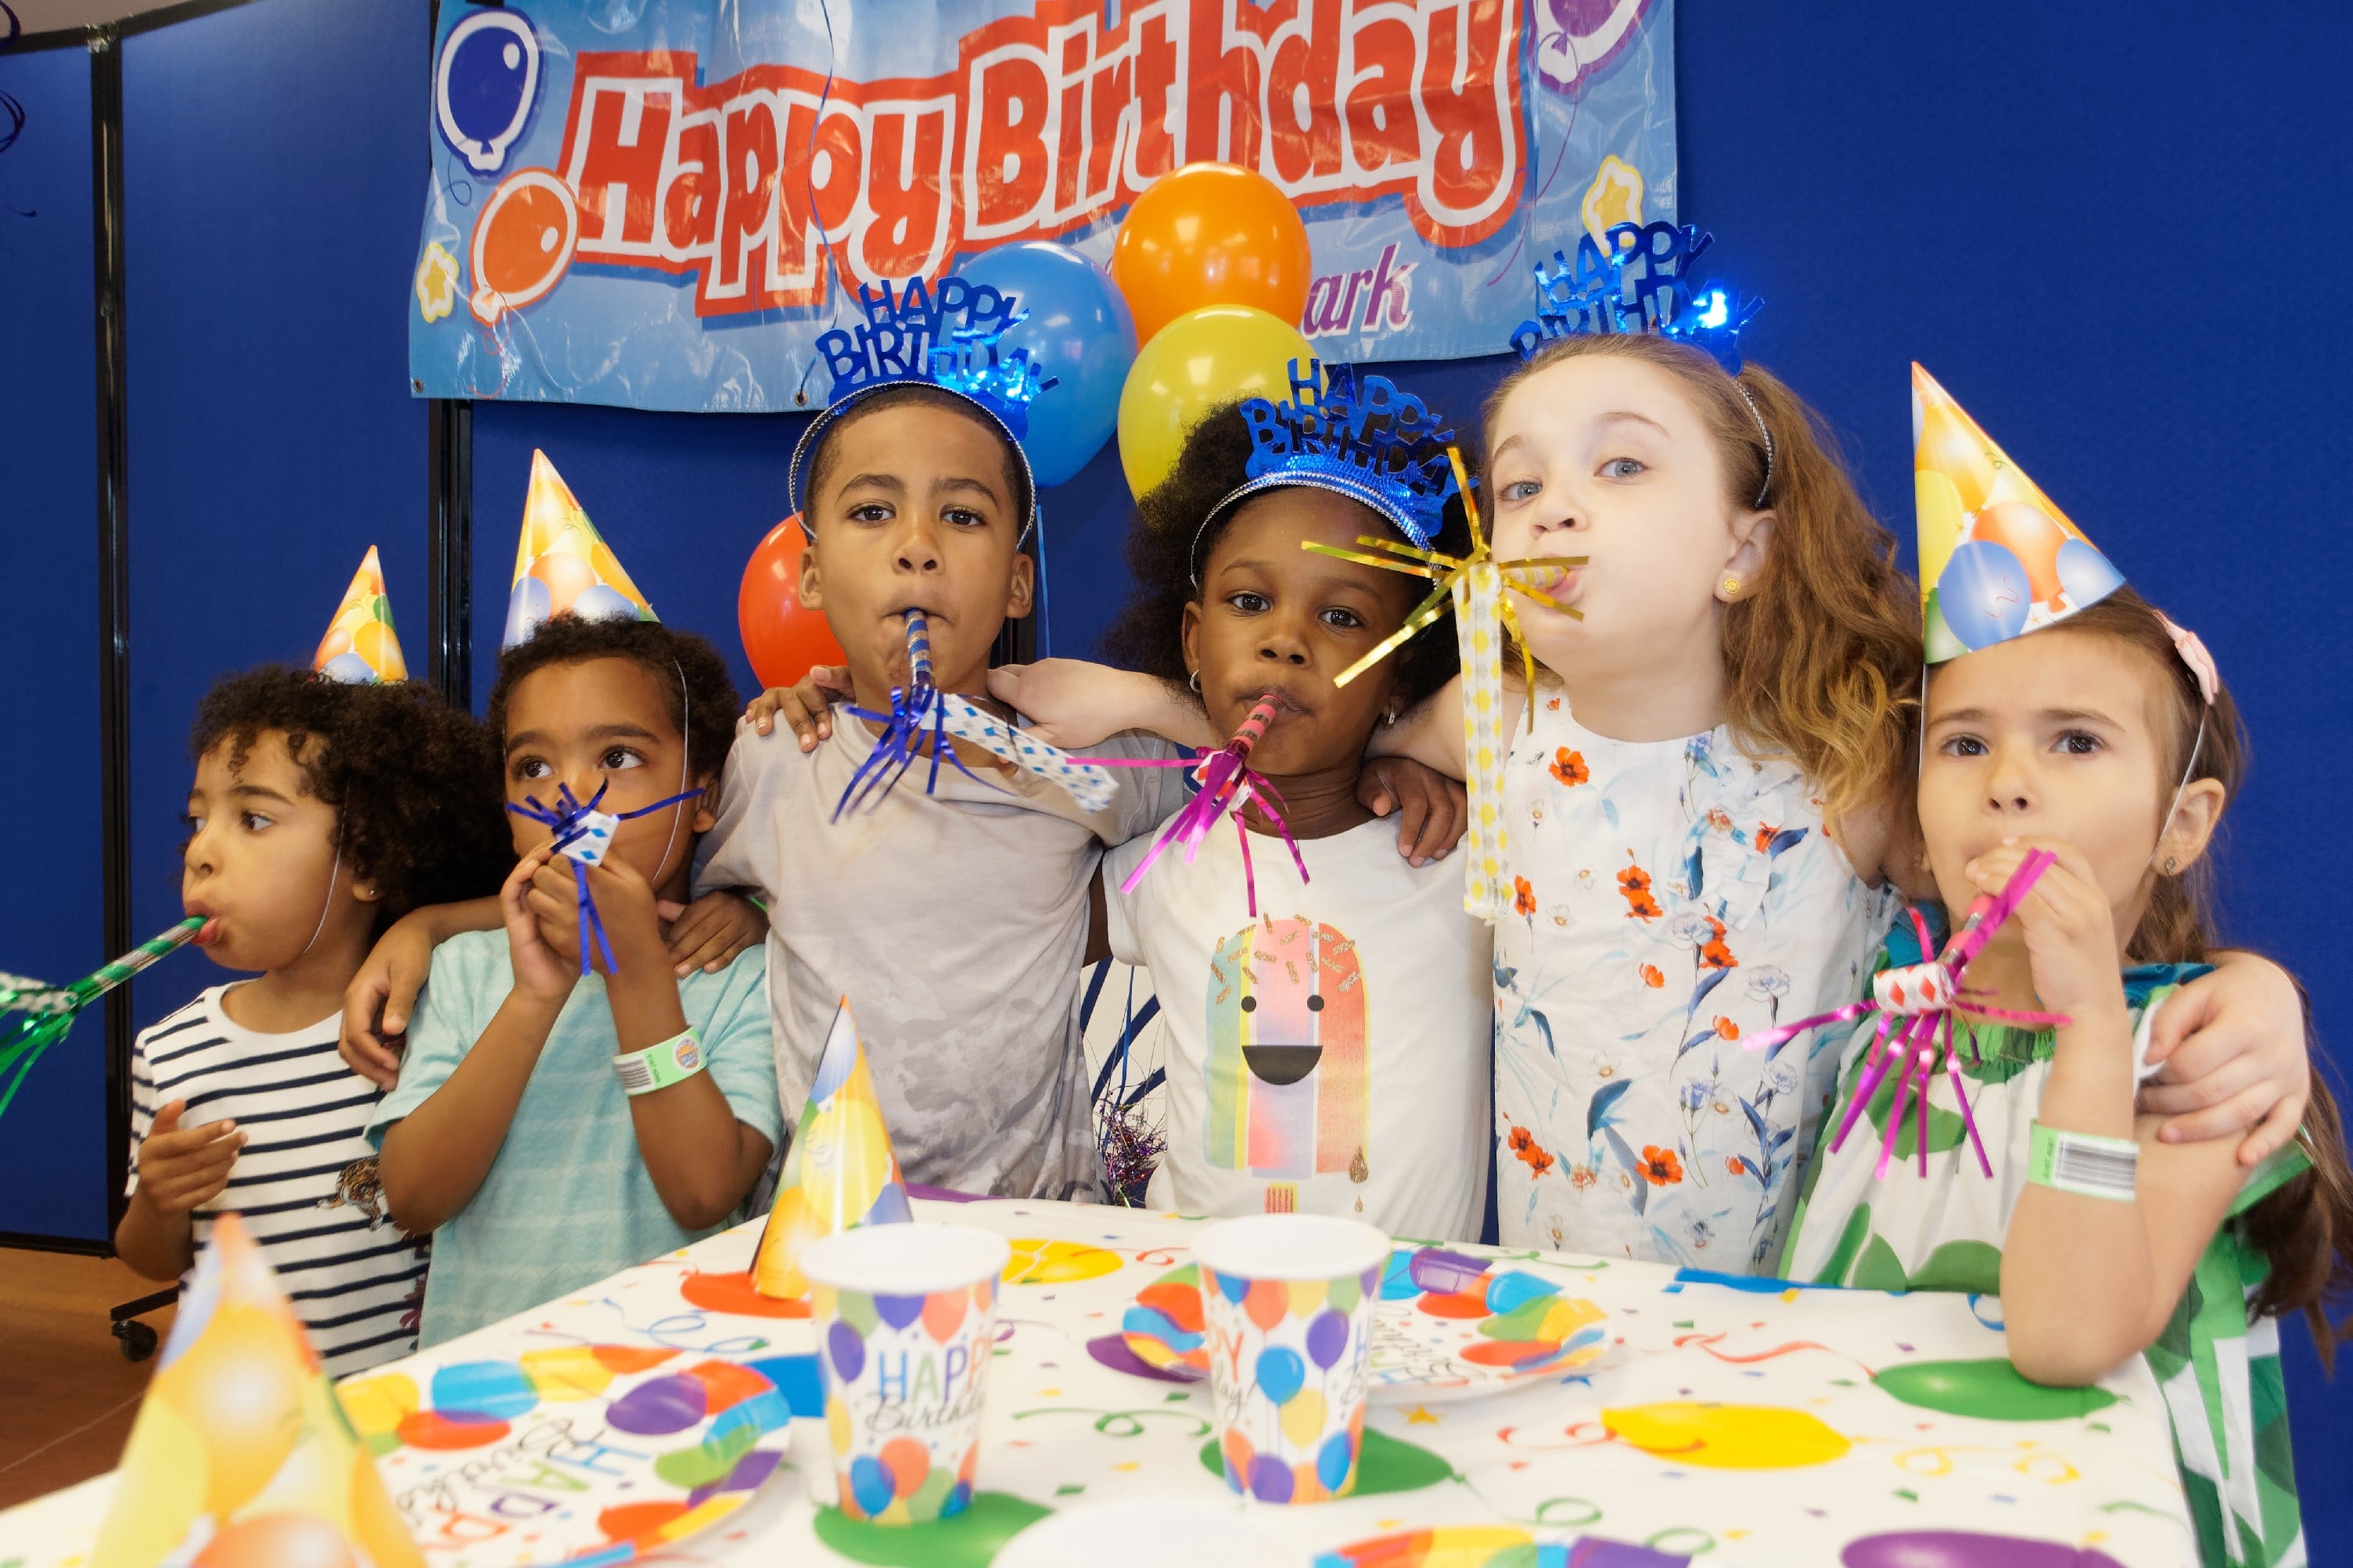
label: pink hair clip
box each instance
[2159,614,2219,706]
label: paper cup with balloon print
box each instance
[804,1222,1011,1526]
[1193,1215,1387,1505]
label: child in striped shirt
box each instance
[116,668,508,1376]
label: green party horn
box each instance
[0,916,213,1121]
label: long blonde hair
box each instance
[1481,334,1920,825]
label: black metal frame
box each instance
[426,399,473,707]
[89,25,133,1246]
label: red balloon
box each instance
[739,516,846,691]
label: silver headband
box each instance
[1733,380,1773,509]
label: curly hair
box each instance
[1481,335,1921,828]
[485,613,742,784]
[1101,401,1467,716]
[189,669,509,930]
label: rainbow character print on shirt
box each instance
[1204,917,1370,1204]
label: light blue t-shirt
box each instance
[368,931,780,1347]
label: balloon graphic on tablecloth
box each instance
[1913,364,2124,662]
[503,449,656,649]
[89,1212,423,1568]
[1841,1532,2128,1568]
[962,241,1137,488]
[313,545,408,684]
[1600,1402,1852,1469]
[751,997,913,1300]
[435,9,541,174]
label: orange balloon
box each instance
[1111,163,1313,345]
[194,1513,357,1568]
[739,516,847,692]
[1970,501,2067,603]
[528,551,599,618]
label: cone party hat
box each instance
[751,998,913,1299]
[313,546,408,684]
[1913,363,2125,662]
[503,450,656,649]
[91,1212,422,1568]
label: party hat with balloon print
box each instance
[313,545,408,684]
[1913,364,2125,662]
[751,998,912,1301]
[502,450,657,649]
[91,1212,423,1568]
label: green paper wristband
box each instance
[2027,1120,2138,1201]
[614,1028,706,1097]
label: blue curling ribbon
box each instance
[507,780,706,975]
[832,609,990,820]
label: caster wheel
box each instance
[113,1319,158,1362]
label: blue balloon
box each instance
[502,573,552,649]
[961,242,1137,488]
[1255,1344,1306,1405]
[568,583,642,625]
[319,652,377,686]
[436,9,542,175]
[850,1455,896,1516]
[1938,540,2033,651]
[1316,1430,1355,1492]
[2054,537,2125,610]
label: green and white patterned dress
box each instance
[1783,938,2310,1568]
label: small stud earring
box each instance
[1722,574,1742,598]
[2164,856,2178,874]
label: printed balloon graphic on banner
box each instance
[435,8,541,174]
[470,168,577,326]
[410,2,1674,411]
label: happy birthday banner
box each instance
[408,0,1676,413]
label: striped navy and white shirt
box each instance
[128,986,428,1377]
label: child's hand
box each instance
[747,666,853,750]
[2139,955,2312,1164]
[986,660,1149,749]
[1963,838,2124,1022]
[1359,756,1468,867]
[579,855,666,974]
[505,847,582,1001]
[134,1100,243,1216]
[343,931,429,1089]
[658,891,767,976]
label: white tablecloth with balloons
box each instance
[0,1194,2201,1568]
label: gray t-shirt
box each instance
[697,705,1184,1200]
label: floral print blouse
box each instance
[1491,688,1896,1268]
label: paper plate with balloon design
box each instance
[1120,1247,1615,1405]
[339,1344,791,1566]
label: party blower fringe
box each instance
[508,782,705,974]
[1304,447,1581,920]
[0,917,211,1121]
[1083,695,1307,920]
[1742,850,2067,1180]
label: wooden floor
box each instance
[0,1247,176,1512]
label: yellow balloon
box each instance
[1914,468,1967,602]
[1601,1401,1850,1469]
[1279,1387,1328,1448]
[1117,303,1313,501]
[337,1372,419,1441]
[522,1345,617,1401]
[92,1394,209,1568]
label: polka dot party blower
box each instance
[1743,850,2067,1179]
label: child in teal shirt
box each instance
[371,615,780,1344]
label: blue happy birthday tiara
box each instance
[1194,361,1460,579]
[790,273,1058,530]
[1507,221,1761,373]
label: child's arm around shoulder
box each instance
[988,660,1218,750]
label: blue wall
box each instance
[0,46,105,1240]
[120,0,430,1032]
